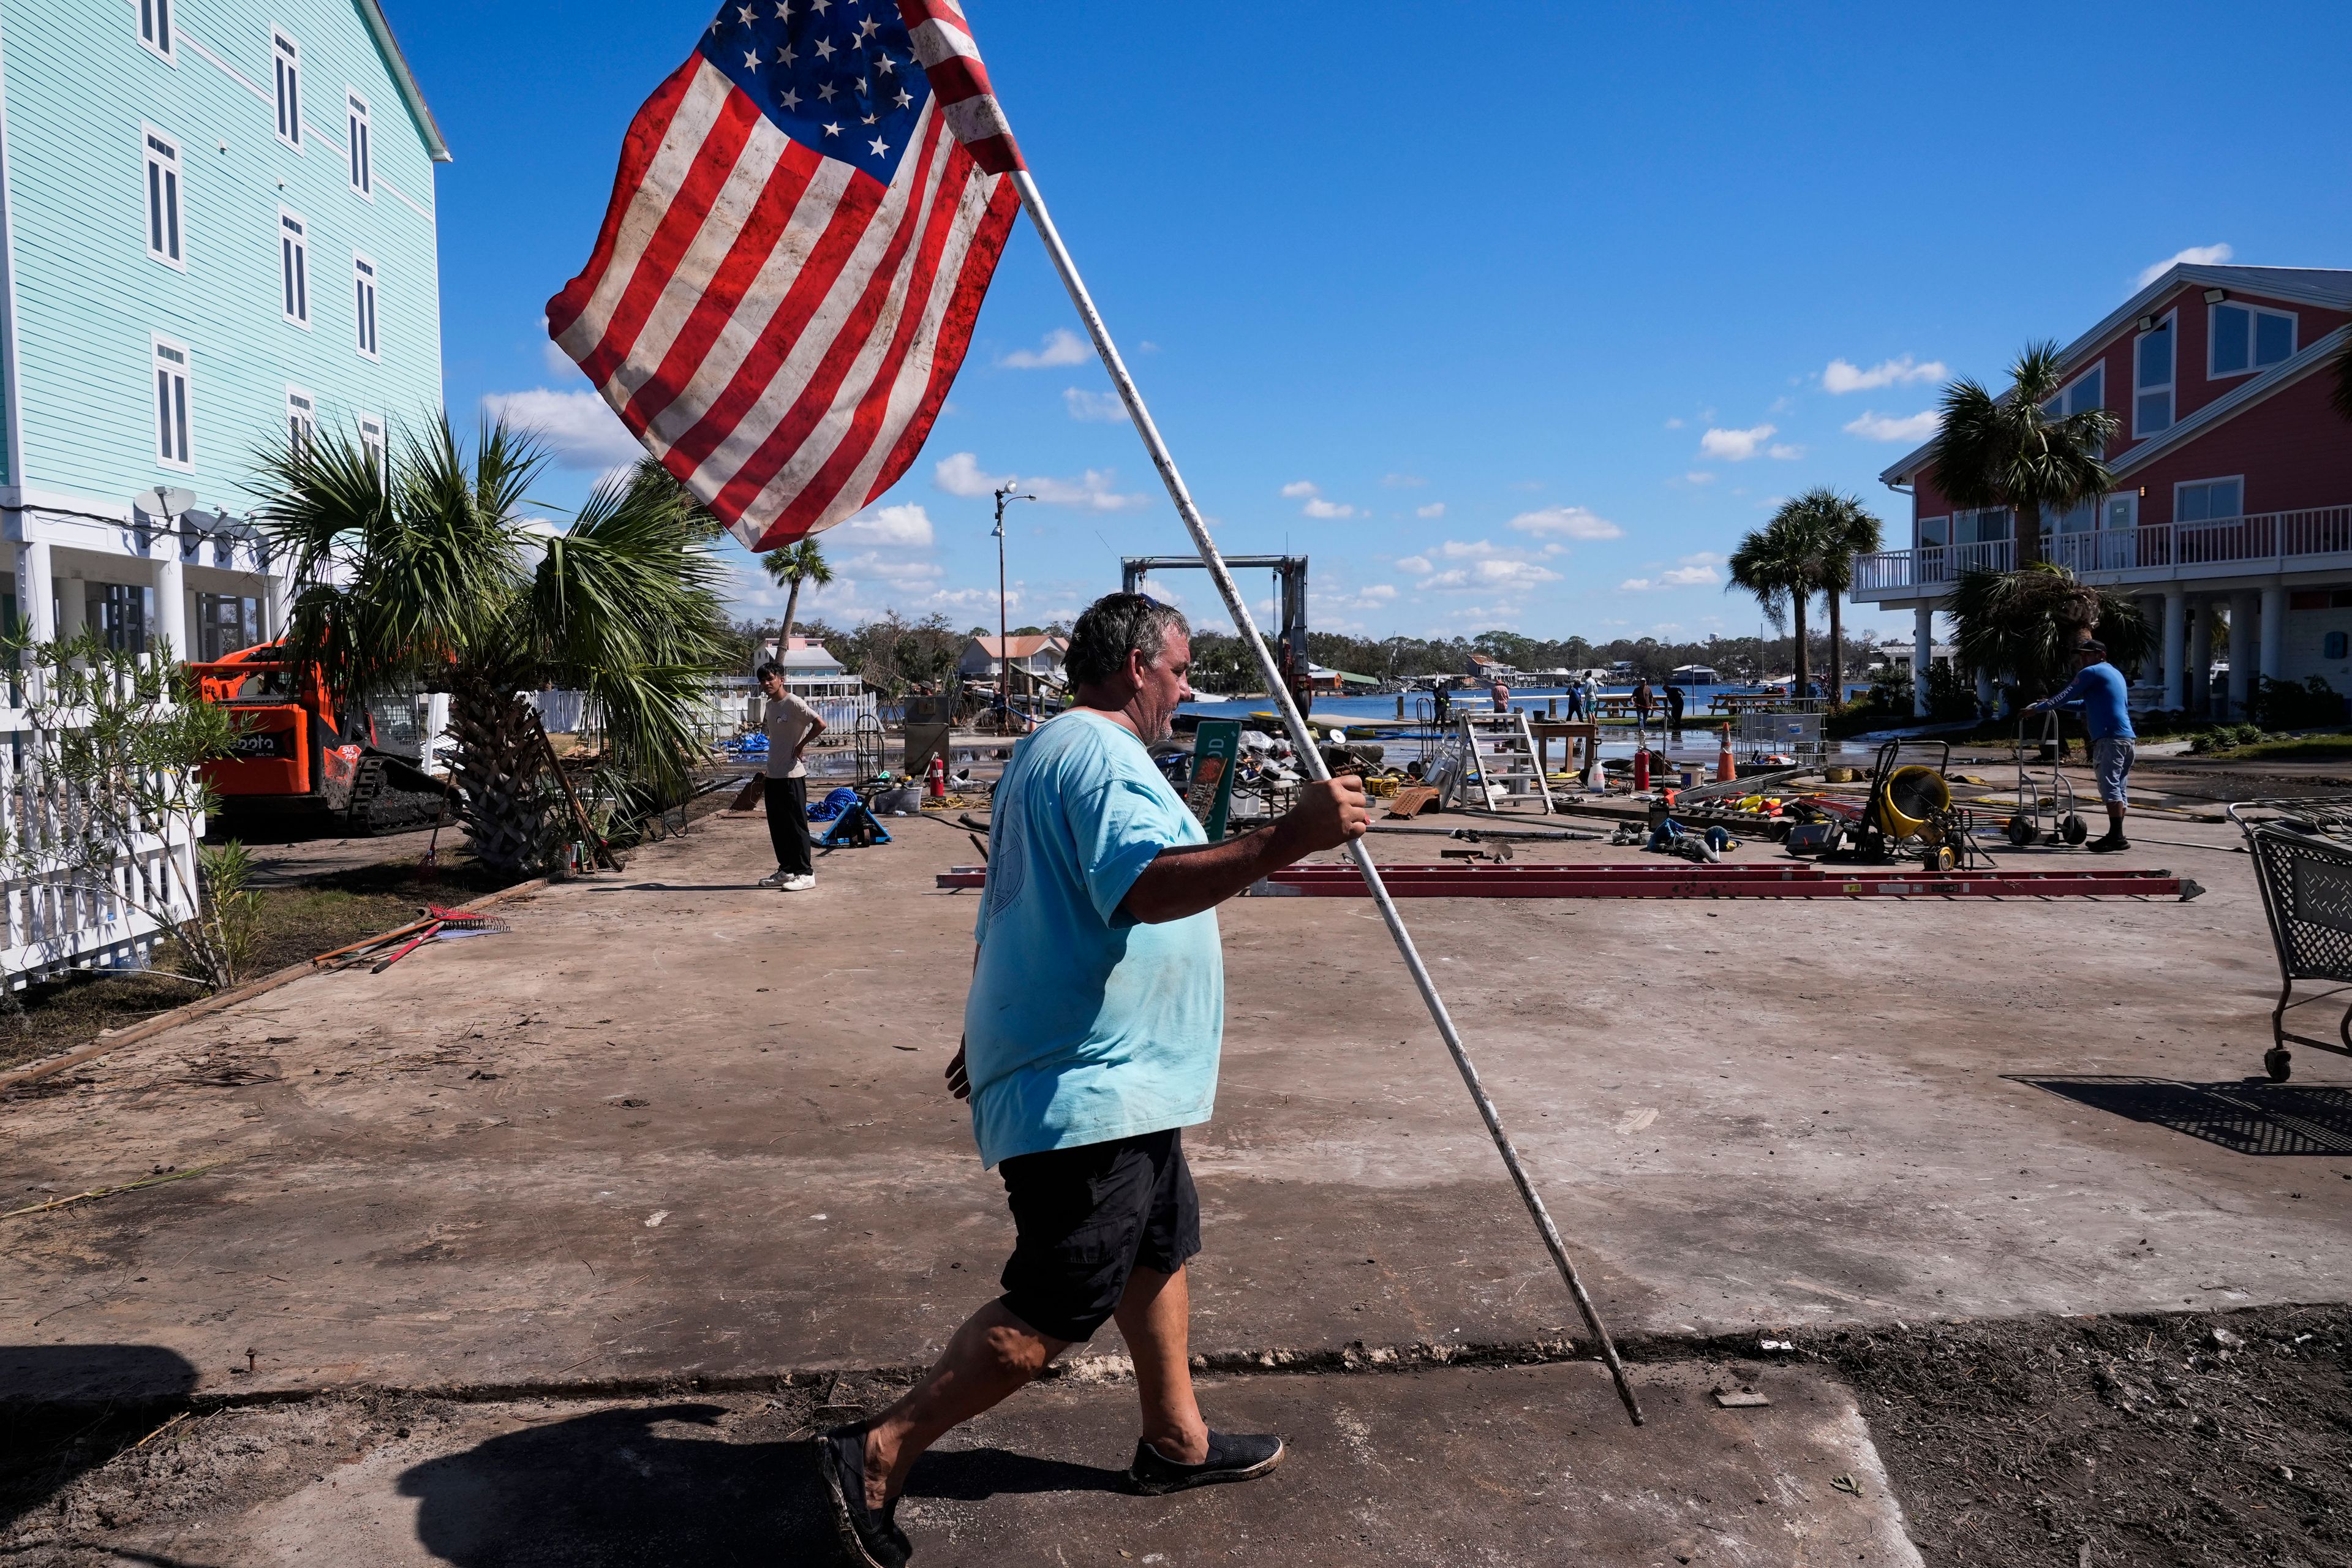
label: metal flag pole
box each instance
[1006,168,1643,1427]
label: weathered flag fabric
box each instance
[546,0,1026,552]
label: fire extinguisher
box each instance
[927,753,947,799]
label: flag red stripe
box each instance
[620,137,826,433]
[708,113,954,519]
[856,181,1023,514]
[963,133,1023,176]
[546,58,700,339]
[576,88,767,391]
[656,162,890,478]
[768,148,984,535]
[924,55,994,106]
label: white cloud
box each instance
[844,550,943,587]
[1685,471,1717,486]
[1396,555,1433,575]
[1663,417,1684,430]
[1620,551,1727,591]
[1026,468,1151,513]
[1844,409,1942,443]
[1766,443,1804,461]
[934,450,1013,497]
[1699,424,1777,462]
[480,388,644,470]
[1822,355,1947,394]
[1302,497,1357,519]
[1000,328,1088,368]
[1439,538,1498,557]
[1280,480,1321,499]
[1381,473,1426,488]
[1415,502,1446,519]
[542,338,578,380]
[1358,583,1397,602]
[1509,505,1622,540]
[1063,387,1126,422]
[2135,243,2232,289]
[835,503,934,549]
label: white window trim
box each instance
[2056,361,2104,415]
[271,29,304,151]
[138,0,176,64]
[356,411,388,484]
[352,250,380,361]
[2102,492,2138,531]
[2133,311,2176,439]
[345,88,373,199]
[1915,514,1949,548]
[2174,474,2248,527]
[151,334,195,473]
[2206,301,2297,380]
[285,385,317,451]
[278,207,311,328]
[141,125,186,271]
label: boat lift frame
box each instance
[1123,554,1311,715]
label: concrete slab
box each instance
[8,1362,1922,1567]
[1,807,2344,1404]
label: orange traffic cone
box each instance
[1716,725,1737,784]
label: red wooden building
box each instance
[1854,263,2352,715]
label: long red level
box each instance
[935,864,2203,900]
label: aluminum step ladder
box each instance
[1455,711,1556,813]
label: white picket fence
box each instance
[0,659,202,989]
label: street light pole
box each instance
[992,484,1035,725]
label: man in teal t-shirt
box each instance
[815,594,1370,1568]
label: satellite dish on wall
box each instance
[135,486,197,518]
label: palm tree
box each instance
[1728,507,1839,701]
[1949,562,2155,717]
[1767,488,1882,706]
[764,538,834,641]
[1931,342,2121,569]
[252,417,733,874]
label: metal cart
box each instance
[2229,794,2352,1080]
[2008,710,2089,848]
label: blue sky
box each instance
[407,1,2352,646]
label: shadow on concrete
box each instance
[585,883,779,894]
[903,1445,1126,1501]
[2015,1075,2352,1155]
[396,1402,824,1564]
[0,1344,198,1529]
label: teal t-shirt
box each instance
[963,709,1223,1168]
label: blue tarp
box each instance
[807,786,861,823]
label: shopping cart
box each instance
[2229,794,2352,1080]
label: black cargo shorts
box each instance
[995,1128,1201,1343]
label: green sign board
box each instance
[1184,720,1242,841]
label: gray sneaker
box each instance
[758,867,793,888]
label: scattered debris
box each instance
[2,1160,230,1220]
[1712,1389,1770,1408]
[644,1211,668,1228]
[1830,1473,1862,1496]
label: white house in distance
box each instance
[958,633,1067,687]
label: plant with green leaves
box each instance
[1931,342,2121,570]
[763,538,834,640]
[251,418,734,875]
[1728,505,1840,701]
[1948,563,2154,714]
[1763,488,1882,705]
[0,631,260,991]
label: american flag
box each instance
[546,0,1026,552]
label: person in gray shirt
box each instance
[756,660,826,890]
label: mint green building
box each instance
[0,0,447,660]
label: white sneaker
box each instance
[783,873,817,892]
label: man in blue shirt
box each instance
[2029,638,2136,853]
[817,593,1370,1567]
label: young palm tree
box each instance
[252,418,733,874]
[1931,342,2121,570]
[764,538,834,639]
[1949,562,2155,717]
[1728,507,1838,701]
[1769,488,1883,706]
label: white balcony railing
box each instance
[1853,505,2352,596]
